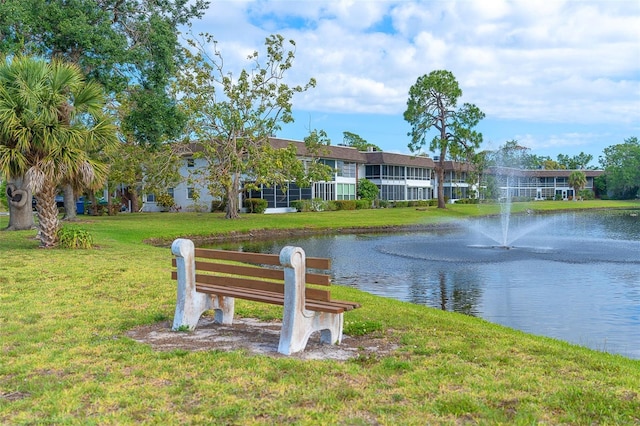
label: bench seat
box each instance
[194,283,359,314]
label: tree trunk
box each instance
[4,178,35,231]
[436,155,446,209]
[107,188,114,215]
[437,129,448,209]
[62,184,77,220]
[225,175,240,219]
[34,183,60,248]
[129,188,139,212]
[87,192,98,215]
[436,165,446,209]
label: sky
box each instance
[186,0,640,166]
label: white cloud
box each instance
[188,0,639,158]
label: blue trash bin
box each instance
[76,201,84,214]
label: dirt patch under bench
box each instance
[127,317,400,361]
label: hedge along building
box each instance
[139,137,602,213]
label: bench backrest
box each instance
[171,248,333,302]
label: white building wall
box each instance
[141,157,217,212]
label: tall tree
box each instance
[404,70,485,208]
[542,158,563,170]
[557,152,593,170]
[0,0,206,215]
[342,131,381,152]
[568,171,587,201]
[489,140,531,169]
[0,56,117,246]
[599,137,640,199]
[178,33,316,219]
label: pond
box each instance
[214,210,640,359]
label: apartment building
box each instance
[141,137,602,212]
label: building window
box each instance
[382,165,405,179]
[365,165,381,179]
[379,185,405,201]
[407,187,429,200]
[167,188,174,198]
[187,187,195,199]
[337,183,355,200]
[337,161,356,178]
[187,158,195,167]
[146,193,156,202]
[319,159,336,170]
[314,182,335,201]
[407,167,429,180]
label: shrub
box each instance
[355,199,371,210]
[579,190,595,200]
[57,226,93,249]
[291,198,327,212]
[326,201,338,211]
[290,200,305,212]
[244,198,268,214]
[211,200,226,212]
[333,200,357,210]
[156,193,175,210]
[357,178,379,201]
[393,201,409,208]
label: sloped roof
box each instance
[269,137,366,161]
[363,151,435,167]
[181,137,602,176]
[486,166,603,177]
[269,138,435,167]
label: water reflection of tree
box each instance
[433,270,483,316]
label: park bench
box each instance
[170,238,361,355]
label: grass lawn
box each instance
[1,200,639,424]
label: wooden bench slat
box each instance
[194,248,331,270]
[195,248,281,265]
[323,299,361,310]
[197,283,284,304]
[196,273,284,294]
[194,261,331,286]
[183,255,331,286]
[304,272,331,286]
[196,261,284,280]
[194,273,332,302]
[304,287,332,302]
[305,257,331,270]
[195,283,344,314]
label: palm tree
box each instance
[568,170,587,201]
[0,56,117,247]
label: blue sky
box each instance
[188,0,640,166]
